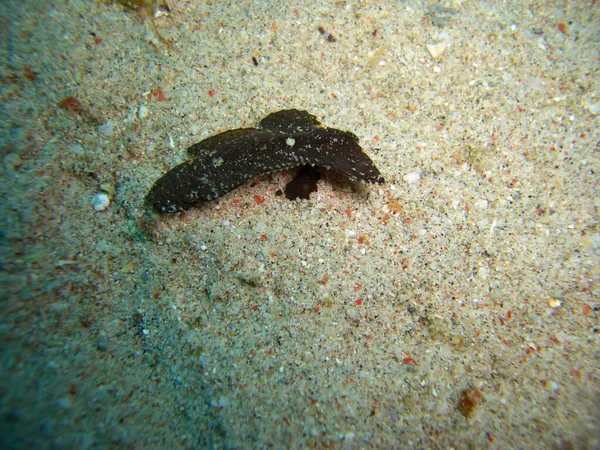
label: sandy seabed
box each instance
[1,0,598,448]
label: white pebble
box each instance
[478,266,489,280]
[426,41,447,59]
[138,105,149,119]
[586,102,599,115]
[404,172,421,183]
[91,193,110,211]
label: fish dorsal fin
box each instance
[258,109,322,134]
[187,128,258,156]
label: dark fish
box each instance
[146,109,384,212]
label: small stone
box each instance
[138,105,149,119]
[69,45,87,61]
[91,193,110,211]
[57,396,72,410]
[100,183,116,196]
[98,120,114,137]
[426,41,448,59]
[478,266,489,280]
[404,172,421,183]
[96,330,108,351]
[585,102,599,115]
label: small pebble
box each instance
[57,396,72,410]
[91,193,110,211]
[96,330,108,351]
[548,299,562,308]
[426,41,447,59]
[138,105,149,119]
[98,120,114,137]
[404,172,421,183]
[586,102,599,115]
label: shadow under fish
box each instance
[146,109,384,213]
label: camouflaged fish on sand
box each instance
[146,109,384,213]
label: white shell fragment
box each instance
[404,172,421,183]
[138,105,149,119]
[91,193,110,211]
[426,41,448,59]
[548,299,562,308]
